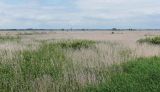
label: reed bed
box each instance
[0,34,160,92]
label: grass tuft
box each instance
[57,40,96,49]
[137,36,160,44]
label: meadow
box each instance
[0,31,160,92]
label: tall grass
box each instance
[0,40,97,92]
[86,56,160,92]
[0,42,67,92]
[0,39,160,92]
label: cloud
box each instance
[0,0,160,28]
[0,1,82,28]
[76,0,160,19]
[73,0,160,28]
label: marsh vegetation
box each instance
[138,36,160,44]
[1,31,160,92]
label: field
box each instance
[1,30,160,92]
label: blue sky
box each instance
[0,0,160,29]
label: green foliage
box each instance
[138,36,160,44]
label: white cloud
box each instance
[0,1,83,28]
[75,0,160,19]
[0,0,160,28]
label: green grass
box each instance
[86,56,160,92]
[1,40,160,92]
[0,36,21,42]
[0,43,67,92]
[0,40,96,92]
[138,36,160,44]
[20,43,65,79]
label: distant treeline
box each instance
[0,28,160,31]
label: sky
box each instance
[0,0,160,29]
